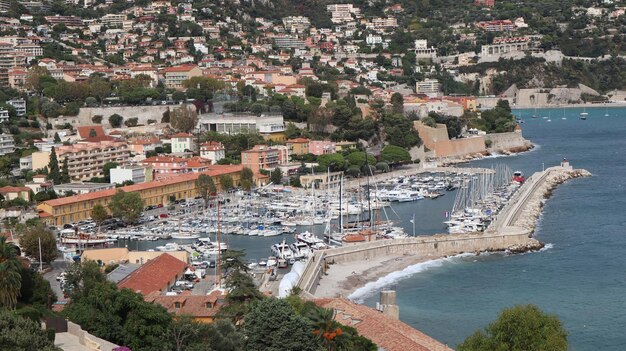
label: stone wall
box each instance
[485,130,532,153]
[299,229,536,296]
[74,105,181,127]
[414,121,487,158]
[65,321,120,351]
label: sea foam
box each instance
[347,253,475,303]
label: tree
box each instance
[170,106,198,133]
[108,113,123,128]
[218,250,263,324]
[244,298,319,351]
[102,161,118,183]
[124,117,139,127]
[61,158,70,183]
[0,310,60,351]
[53,132,61,143]
[91,205,108,233]
[220,174,234,191]
[108,190,144,224]
[270,167,283,184]
[48,147,61,184]
[240,167,254,192]
[41,100,61,118]
[18,266,56,308]
[317,153,346,172]
[380,145,411,165]
[459,304,568,351]
[0,237,21,309]
[63,275,172,351]
[92,115,103,124]
[391,92,404,114]
[19,225,57,264]
[196,174,216,207]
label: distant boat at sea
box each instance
[604,107,609,117]
[580,107,588,120]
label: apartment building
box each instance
[199,141,225,164]
[241,145,289,172]
[0,108,8,123]
[367,17,398,31]
[282,16,311,33]
[31,141,131,181]
[0,133,14,155]
[7,98,26,116]
[163,64,202,90]
[476,19,515,32]
[198,112,285,139]
[101,13,126,27]
[327,4,361,23]
[37,165,244,226]
[139,156,189,176]
[416,79,442,96]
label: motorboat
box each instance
[271,239,294,259]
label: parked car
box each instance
[159,213,168,219]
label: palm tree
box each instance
[0,236,22,309]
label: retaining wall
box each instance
[485,131,531,152]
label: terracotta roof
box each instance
[118,253,186,295]
[141,156,188,164]
[145,290,225,318]
[0,186,30,194]
[77,125,106,139]
[315,298,453,351]
[163,64,198,73]
[40,165,243,208]
[33,174,47,178]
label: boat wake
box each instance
[538,243,554,252]
[347,253,475,303]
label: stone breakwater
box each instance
[512,168,592,233]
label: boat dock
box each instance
[295,162,590,298]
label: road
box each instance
[42,255,69,300]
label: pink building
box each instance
[139,156,189,178]
[129,138,162,155]
[309,140,336,155]
[241,145,289,173]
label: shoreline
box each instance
[310,166,590,300]
[512,102,626,109]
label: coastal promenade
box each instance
[297,162,590,298]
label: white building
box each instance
[19,155,32,170]
[282,16,311,33]
[7,98,25,116]
[199,141,225,164]
[416,79,442,96]
[0,109,9,123]
[415,39,437,59]
[0,133,14,155]
[170,133,195,154]
[366,34,383,46]
[198,112,285,135]
[110,165,153,185]
[327,4,361,23]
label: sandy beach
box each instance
[314,252,438,298]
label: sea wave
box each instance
[539,243,554,252]
[347,253,475,303]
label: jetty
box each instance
[296,160,590,298]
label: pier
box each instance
[296,162,590,298]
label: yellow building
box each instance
[300,171,343,189]
[335,141,357,152]
[81,247,189,266]
[286,138,310,156]
[37,165,244,226]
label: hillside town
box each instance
[0,0,622,350]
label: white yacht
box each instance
[271,240,294,259]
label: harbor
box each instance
[291,160,590,299]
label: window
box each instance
[175,302,181,309]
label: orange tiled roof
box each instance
[145,290,224,318]
[171,132,193,138]
[0,186,30,193]
[77,125,106,139]
[40,165,243,208]
[141,156,188,164]
[287,138,310,143]
[315,298,453,351]
[163,64,198,73]
[118,253,186,295]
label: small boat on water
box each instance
[512,171,525,183]
[580,108,588,120]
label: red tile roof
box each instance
[171,133,193,138]
[287,138,310,143]
[118,253,186,295]
[315,298,453,351]
[163,64,198,73]
[39,165,243,208]
[77,125,106,139]
[0,186,30,194]
[145,290,225,318]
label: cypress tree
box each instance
[48,147,61,184]
[53,132,61,143]
[61,157,70,184]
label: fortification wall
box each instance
[73,105,176,127]
[435,137,486,158]
[485,131,531,152]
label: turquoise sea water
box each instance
[361,106,626,350]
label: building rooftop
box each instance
[315,298,453,351]
[107,263,141,283]
[76,125,106,139]
[145,290,225,318]
[117,253,186,295]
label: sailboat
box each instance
[604,106,609,117]
[531,107,538,118]
[546,111,551,122]
[580,107,588,120]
